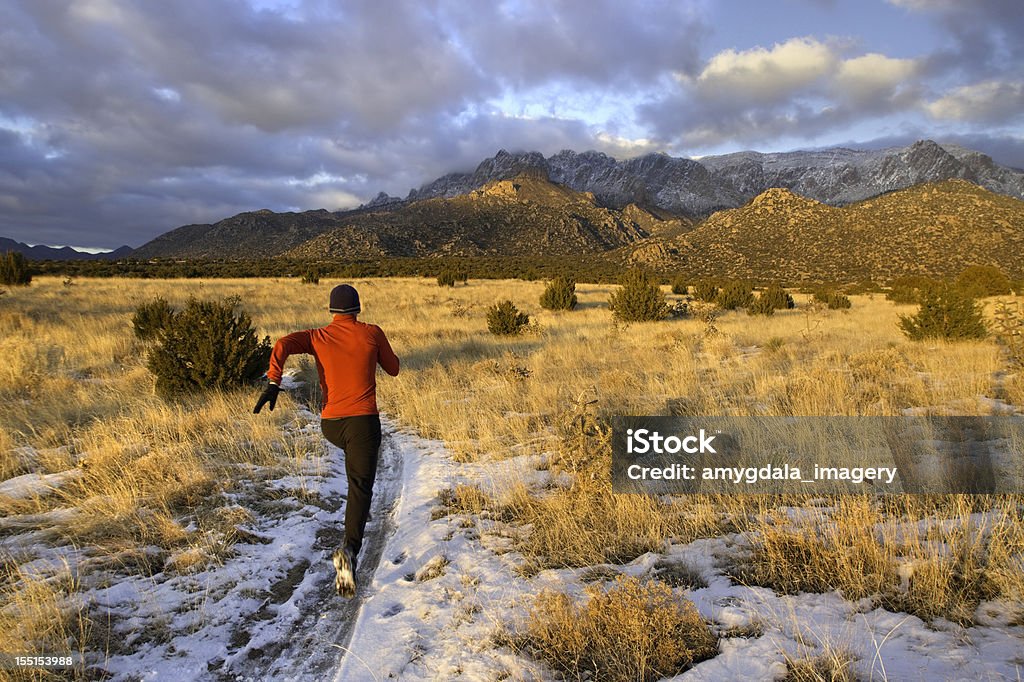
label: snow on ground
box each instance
[0,468,83,500]
[335,433,1024,681]
[2,394,1023,681]
[83,404,358,681]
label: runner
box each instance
[254,283,400,597]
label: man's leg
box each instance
[339,413,382,557]
[321,414,382,597]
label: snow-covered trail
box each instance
[221,417,406,681]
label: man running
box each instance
[253,283,400,598]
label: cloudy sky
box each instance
[1,0,1022,249]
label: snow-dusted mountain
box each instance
[407,140,1024,217]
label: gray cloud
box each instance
[1,0,702,248]
[889,0,1024,80]
[0,0,1021,249]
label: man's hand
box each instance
[253,383,280,413]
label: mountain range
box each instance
[402,139,1024,215]
[0,237,133,260]
[627,179,1024,281]
[27,139,1024,281]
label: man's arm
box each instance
[255,330,314,414]
[266,330,315,385]
[375,327,400,376]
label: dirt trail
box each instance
[220,429,403,681]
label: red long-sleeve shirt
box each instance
[266,314,400,419]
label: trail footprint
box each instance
[381,603,404,618]
[392,551,407,565]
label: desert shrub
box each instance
[523,576,717,682]
[992,300,1024,365]
[486,299,529,335]
[760,283,795,310]
[845,279,882,295]
[0,251,32,286]
[747,294,776,316]
[132,297,175,341]
[886,276,940,304]
[671,277,689,295]
[608,270,669,322]
[814,289,852,310]
[146,296,271,399]
[300,268,320,285]
[899,285,987,341]
[827,292,851,310]
[693,280,718,303]
[539,276,577,311]
[437,269,457,287]
[955,265,1012,299]
[715,281,754,310]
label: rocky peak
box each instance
[364,191,403,209]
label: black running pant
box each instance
[321,414,382,558]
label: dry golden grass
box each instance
[519,575,717,682]
[1,276,1022,676]
[733,495,1024,625]
[783,648,859,682]
[0,560,89,681]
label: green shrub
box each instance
[899,285,987,341]
[300,268,320,285]
[814,289,852,310]
[760,283,795,310]
[955,265,1011,299]
[693,280,718,303]
[715,281,754,310]
[540,276,577,311]
[992,300,1024,366]
[437,269,457,287]
[436,267,468,287]
[608,270,669,322]
[747,295,776,316]
[671,277,689,295]
[0,251,32,286]
[486,300,530,335]
[146,296,271,399]
[132,297,175,341]
[886,276,940,304]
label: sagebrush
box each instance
[716,281,754,311]
[955,265,1011,299]
[899,285,987,341]
[540,276,577,311]
[132,297,175,341]
[146,296,271,398]
[0,251,32,286]
[608,270,668,322]
[760,283,795,310]
[486,299,529,335]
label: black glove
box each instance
[253,383,280,413]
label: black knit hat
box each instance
[329,284,361,315]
